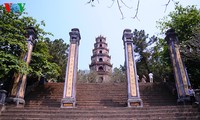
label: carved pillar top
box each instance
[26,26,37,45]
[122,29,133,43]
[69,28,81,45]
[165,29,179,45]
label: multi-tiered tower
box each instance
[89,36,112,83]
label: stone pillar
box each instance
[165,29,190,103]
[10,27,37,106]
[61,28,81,108]
[122,29,143,107]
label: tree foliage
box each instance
[132,29,157,80]
[157,3,200,87]
[0,5,61,84]
[45,38,69,82]
[158,3,200,43]
[149,38,173,81]
[0,5,27,81]
[77,70,98,83]
[111,67,126,83]
[29,40,61,82]
[77,67,126,83]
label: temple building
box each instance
[89,36,112,83]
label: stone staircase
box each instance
[0,82,199,120]
[76,83,127,108]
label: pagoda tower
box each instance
[89,36,112,83]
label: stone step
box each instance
[1,117,200,120]
[1,112,199,120]
[4,105,197,110]
[2,82,198,120]
[2,111,199,115]
[2,105,199,110]
[23,82,178,108]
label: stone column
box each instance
[165,29,190,103]
[61,28,81,108]
[10,27,37,106]
[122,29,143,107]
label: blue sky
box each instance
[1,0,200,70]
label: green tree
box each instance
[77,70,88,83]
[157,3,200,87]
[149,38,173,81]
[45,38,69,82]
[111,67,126,83]
[29,40,61,82]
[158,3,200,43]
[77,70,98,83]
[132,29,157,79]
[0,5,60,85]
[0,5,27,83]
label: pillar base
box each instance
[6,97,25,107]
[177,96,190,104]
[61,97,76,108]
[128,97,143,107]
[0,90,7,105]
